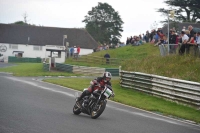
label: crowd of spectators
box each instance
[83,25,200,58]
[126,35,144,46]
[126,28,167,46]
[178,25,200,56]
[125,25,200,56]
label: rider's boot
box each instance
[76,90,91,108]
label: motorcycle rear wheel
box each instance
[91,101,106,119]
[73,104,81,115]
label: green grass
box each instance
[67,44,200,82]
[65,44,159,68]
[0,63,78,76]
[122,54,200,82]
[65,58,119,68]
[44,78,200,123]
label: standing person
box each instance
[70,46,74,57]
[77,46,80,57]
[179,31,189,55]
[187,25,195,54]
[145,31,150,43]
[73,46,77,59]
[188,32,197,56]
[157,31,165,45]
[169,30,177,54]
[126,37,130,45]
[196,32,200,57]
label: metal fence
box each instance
[120,70,200,109]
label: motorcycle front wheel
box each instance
[73,103,81,115]
[91,100,106,119]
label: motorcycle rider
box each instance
[76,72,113,107]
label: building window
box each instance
[9,44,18,49]
[33,46,42,51]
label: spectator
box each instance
[104,53,110,64]
[142,33,145,41]
[155,31,165,46]
[188,32,197,56]
[175,33,180,49]
[169,30,177,54]
[74,46,78,59]
[158,28,163,34]
[126,37,130,45]
[182,26,186,31]
[196,32,200,45]
[155,32,160,44]
[70,46,74,57]
[130,36,133,44]
[179,31,189,55]
[196,32,200,56]
[185,30,190,37]
[187,25,195,54]
[77,45,80,57]
[150,30,154,42]
[145,31,150,43]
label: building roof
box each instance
[0,23,98,49]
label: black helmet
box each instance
[103,72,112,82]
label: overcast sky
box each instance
[0,0,167,42]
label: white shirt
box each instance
[182,34,189,43]
[197,36,200,45]
[74,47,77,53]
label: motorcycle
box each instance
[73,85,114,119]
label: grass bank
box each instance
[0,63,78,76]
[44,78,200,123]
[67,44,200,82]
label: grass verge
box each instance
[66,44,200,82]
[44,78,200,124]
[0,63,79,76]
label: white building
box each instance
[0,24,98,63]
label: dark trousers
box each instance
[179,43,190,55]
[106,59,110,64]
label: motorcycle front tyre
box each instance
[91,101,106,119]
[73,103,81,115]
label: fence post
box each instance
[119,66,121,77]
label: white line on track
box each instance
[6,77,74,97]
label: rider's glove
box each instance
[111,93,115,97]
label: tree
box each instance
[22,12,29,24]
[13,21,27,25]
[157,0,200,23]
[82,2,124,45]
[12,12,35,25]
